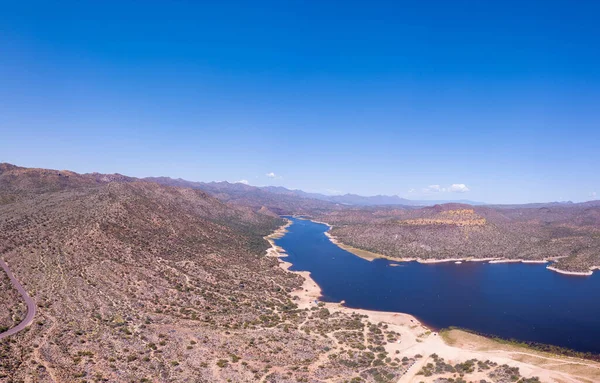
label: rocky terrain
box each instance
[314,203,600,274]
[0,164,500,383]
[0,164,314,382]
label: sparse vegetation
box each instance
[0,164,437,382]
[314,203,600,274]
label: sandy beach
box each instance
[546,266,594,276]
[265,221,600,382]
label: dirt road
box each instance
[0,259,36,340]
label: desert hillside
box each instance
[0,165,315,381]
[315,203,600,273]
[0,165,454,382]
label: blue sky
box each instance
[1,1,599,204]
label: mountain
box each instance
[260,186,485,206]
[323,194,486,206]
[0,164,321,381]
[144,178,340,214]
[1,164,428,382]
[144,176,485,208]
[262,190,415,206]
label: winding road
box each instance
[0,259,36,340]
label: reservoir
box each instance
[275,217,600,354]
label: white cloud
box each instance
[266,172,276,178]
[591,191,598,199]
[423,184,445,193]
[423,184,470,193]
[408,188,416,193]
[449,184,470,193]
[235,179,249,185]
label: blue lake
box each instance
[275,217,600,354]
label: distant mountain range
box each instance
[261,186,486,206]
[144,177,485,209]
[1,163,586,212]
[143,178,336,214]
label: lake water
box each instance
[275,217,600,354]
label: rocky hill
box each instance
[315,203,600,273]
[0,164,435,382]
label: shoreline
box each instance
[545,266,594,276]
[264,219,430,329]
[263,220,600,382]
[315,219,597,277]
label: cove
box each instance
[274,217,600,354]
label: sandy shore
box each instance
[265,219,428,325]
[265,220,434,341]
[265,219,292,241]
[264,221,600,382]
[546,266,593,276]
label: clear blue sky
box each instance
[1,1,599,204]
